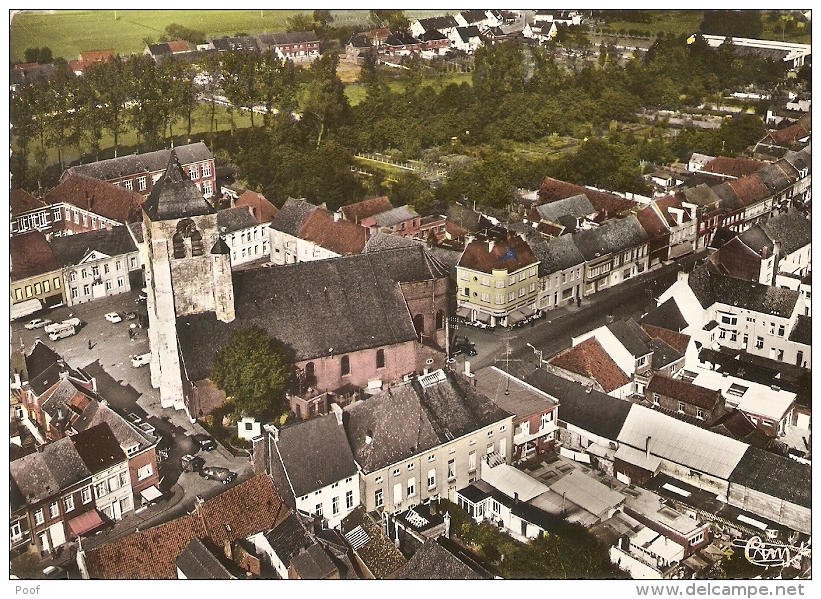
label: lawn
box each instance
[10,9,454,63]
[596,10,704,38]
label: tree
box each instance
[313,10,333,28]
[369,9,407,31]
[210,327,291,420]
[287,13,315,33]
[301,52,349,148]
[23,47,53,64]
[162,23,206,45]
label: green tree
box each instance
[301,52,349,148]
[85,56,130,157]
[23,47,53,64]
[313,10,333,28]
[287,13,315,33]
[162,23,206,45]
[210,327,291,420]
[370,9,408,31]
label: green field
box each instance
[345,72,472,106]
[597,10,704,38]
[9,9,452,63]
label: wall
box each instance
[727,483,810,535]
[11,271,66,308]
[128,449,159,501]
[65,252,140,306]
[294,476,360,529]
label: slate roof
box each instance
[385,32,422,47]
[340,196,393,224]
[216,205,259,234]
[712,181,743,211]
[755,163,791,195]
[682,183,720,208]
[11,188,45,216]
[141,150,215,220]
[345,371,511,473]
[534,233,585,275]
[446,203,487,233]
[639,298,689,332]
[261,31,318,46]
[264,513,313,566]
[647,375,722,410]
[460,9,489,24]
[73,400,157,452]
[393,537,487,580]
[210,36,258,52]
[597,215,649,253]
[788,314,811,345]
[340,506,406,579]
[532,193,596,224]
[269,198,317,236]
[548,337,631,393]
[458,234,538,274]
[701,157,765,178]
[10,436,90,505]
[71,422,127,474]
[649,337,684,371]
[688,264,800,317]
[66,143,213,182]
[738,225,774,258]
[84,474,290,579]
[10,231,61,281]
[416,15,459,31]
[49,226,137,267]
[175,538,233,580]
[362,231,423,253]
[177,246,448,378]
[607,320,652,358]
[290,543,338,579]
[729,447,811,509]
[275,414,358,498]
[780,146,811,174]
[44,174,145,223]
[373,205,419,228]
[419,29,449,42]
[25,341,63,382]
[538,177,637,217]
[762,210,812,255]
[455,26,482,42]
[524,369,632,441]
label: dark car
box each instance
[450,335,477,358]
[201,466,237,484]
[181,454,205,473]
[193,434,217,451]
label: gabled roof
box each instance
[235,190,278,222]
[373,205,419,227]
[788,314,811,345]
[446,203,487,233]
[681,183,720,208]
[11,188,45,216]
[737,225,774,258]
[458,234,538,274]
[780,146,811,173]
[65,143,213,182]
[454,26,482,41]
[340,196,393,224]
[538,177,637,218]
[340,506,406,579]
[729,447,810,509]
[299,208,369,255]
[416,15,459,31]
[290,543,338,579]
[532,232,585,276]
[264,30,318,46]
[393,537,488,579]
[10,436,90,505]
[419,29,449,42]
[345,371,511,473]
[727,175,770,207]
[639,324,690,354]
[40,377,91,423]
[10,230,61,281]
[532,193,596,224]
[765,122,809,146]
[524,370,632,441]
[210,36,258,52]
[175,537,233,580]
[548,337,630,393]
[647,375,722,410]
[385,32,422,47]
[700,156,766,178]
[263,513,313,566]
[688,265,800,317]
[636,204,669,238]
[177,247,448,377]
[606,320,652,358]
[762,210,812,255]
[275,413,358,498]
[710,236,764,281]
[84,474,290,579]
[45,174,145,223]
[73,399,158,453]
[269,198,317,236]
[71,422,127,474]
[459,9,489,24]
[362,231,423,253]
[49,226,137,267]
[141,150,215,220]
[217,206,259,234]
[754,163,791,194]
[639,298,688,333]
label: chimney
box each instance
[464,360,471,377]
[677,270,689,284]
[443,511,451,539]
[488,240,495,253]
[645,436,651,460]
[585,383,593,394]
[91,377,97,394]
[330,402,343,426]
[365,429,373,445]
[761,246,768,259]
[333,211,342,223]
[59,370,69,381]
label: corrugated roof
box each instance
[729,447,810,509]
[617,406,748,480]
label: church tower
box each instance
[142,150,234,412]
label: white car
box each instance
[131,353,151,368]
[24,318,52,330]
[105,312,122,323]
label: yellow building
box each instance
[10,231,66,316]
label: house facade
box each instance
[10,230,66,311]
[645,374,725,424]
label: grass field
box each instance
[9,9,452,63]
[345,72,472,106]
[597,10,703,38]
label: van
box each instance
[44,317,81,334]
[48,323,76,340]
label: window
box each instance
[508,276,515,286]
[116,261,121,271]
[203,180,213,197]
[468,451,476,473]
[189,165,199,179]
[25,285,33,298]
[427,469,436,489]
[481,276,490,286]
[518,287,526,297]
[11,521,21,540]
[678,402,685,413]
[495,279,505,288]
[49,501,59,519]
[487,430,493,437]
[719,329,726,340]
[492,500,501,515]
[697,408,704,420]
[341,355,350,376]
[34,510,44,526]
[120,497,131,514]
[778,324,785,337]
[459,271,469,281]
[53,277,60,289]
[637,356,647,367]
[518,271,526,281]
[117,278,124,288]
[393,483,402,506]
[315,503,323,517]
[346,490,354,509]
[376,349,385,369]
[529,282,536,292]
[137,176,147,191]
[769,323,775,335]
[202,162,211,177]
[508,291,515,301]
[81,487,92,504]
[652,393,660,406]
[755,337,764,349]
[91,265,99,277]
[494,294,504,305]
[83,284,90,295]
[407,463,415,471]
[407,477,416,497]
[33,282,42,295]
[375,488,384,508]
[529,267,537,277]
[123,179,133,190]
[137,464,153,481]
[332,496,340,515]
[14,288,22,300]
[461,287,469,297]
[480,292,490,302]
[720,314,737,326]
[375,476,383,484]
[487,442,494,455]
[392,468,400,477]
[447,459,456,481]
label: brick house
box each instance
[547,337,632,398]
[339,196,393,225]
[365,205,421,238]
[645,374,725,425]
[255,31,319,62]
[234,189,278,223]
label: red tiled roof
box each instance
[165,40,190,53]
[299,209,369,255]
[647,374,722,410]
[727,175,770,207]
[236,190,278,222]
[43,175,145,223]
[535,221,564,237]
[458,234,538,274]
[548,337,630,393]
[766,123,809,146]
[538,177,637,218]
[340,196,393,224]
[635,204,668,237]
[11,188,45,216]
[84,474,289,579]
[80,49,115,62]
[10,231,60,281]
[710,237,762,281]
[639,324,690,354]
[701,156,766,178]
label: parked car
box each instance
[131,353,151,368]
[181,454,205,473]
[125,311,138,320]
[48,323,76,340]
[42,565,67,579]
[194,434,217,451]
[24,318,52,330]
[45,317,81,334]
[449,335,477,358]
[105,312,123,323]
[201,466,237,484]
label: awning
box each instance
[456,307,471,319]
[475,311,491,324]
[519,306,536,318]
[669,241,694,259]
[67,509,105,537]
[507,310,526,325]
[140,485,163,502]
